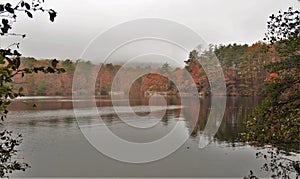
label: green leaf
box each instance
[5,3,14,13]
[24,3,30,10]
[59,68,66,73]
[46,67,55,73]
[15,57,20,68]
[18,87,23,93]
[0,56,5,64]
[1,23,11,34]
[2,19,9,25]
[0,5,4,11]
[51,59,58,68]
[13,50,21,56]
[49,10,56,22]
[25,10,33,18]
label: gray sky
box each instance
[1,0,299,60]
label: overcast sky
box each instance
[1,0,299,60]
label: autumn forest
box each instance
[13,42,280,97]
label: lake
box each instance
[2,96,295,177]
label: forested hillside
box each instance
[12,42,283,97]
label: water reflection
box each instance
[8,96,262,145]
[4,96,273,177]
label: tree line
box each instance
[13,41,279,97]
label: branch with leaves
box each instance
[0,0,64,177]
[242,7,300,178]
[0,0,56,35]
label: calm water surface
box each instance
[3,96,280,177]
